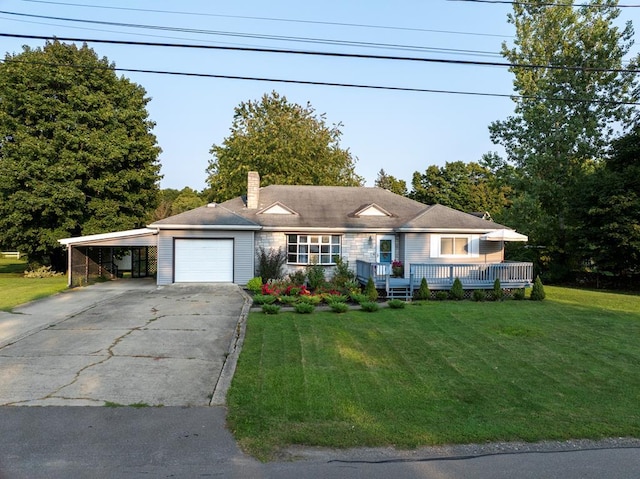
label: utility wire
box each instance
[0,10,502,58]
[448,0,640,7]
[1,33,638,74]
[3,57,639,106]
[16,0,511,38]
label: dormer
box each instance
[354,203,393,217]
[257,201,298,215]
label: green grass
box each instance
[0,258,68,311]
[227,286,640,459]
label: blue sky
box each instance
[1,0,639,191]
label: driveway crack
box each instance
[44,315,159,401]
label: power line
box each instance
[3,57,639,106]
[1,33,638,75]
[0,10,502,58]
[447,0,640,7]
[17,0,511,39]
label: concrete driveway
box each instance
[0,280,249,407]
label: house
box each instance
[59,172,532,296]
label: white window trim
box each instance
[430,234,480,258]
[287,234,341,265]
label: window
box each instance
[287,234,341,264]
[441,237,468,256]
[430,234,480,258]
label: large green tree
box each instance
[410,161,511,214]
[206,91,363,202]
[374,168,407,196]
[0,41,161,269]
[489,0,638,279]
[576,127,640,278]
[150,187,207,222]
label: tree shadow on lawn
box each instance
[0,259,27,275]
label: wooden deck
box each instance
[356,261,534,300]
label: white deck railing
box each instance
[356,260,533,290]
[409,262,533,287]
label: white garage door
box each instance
[174,239,234,282]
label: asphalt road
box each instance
[1,407,639,479]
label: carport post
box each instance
[66,245,72,287]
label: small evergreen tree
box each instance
[365,277,379,302]
[492,278,504,301]
[450,277,464,300]
[530,276,546,301]
[414,278,430,301]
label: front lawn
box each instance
[228,286,640,459]
[0,258,68,311]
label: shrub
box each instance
[387,299,406,309]
[472,289,485,302]
[360,301,379,312]
[513,288,526,301]
[287,269,306,285]
[261,304,281,315]
[306,263,326,291]
[261,281,283,296]
[350,293,369,304]
[23,265,64,278]
[331,257,355,288]
[278,295,299,305]
[330,302,349,313]
[492,278,504,301]
[298,295,322,305]
[257,247,287,282]
[247,276,263,293]
[364,277,378,302]
[435,291,448,301]
[252,294,276,305]
[449,277,464,300]
[294,302,315,314]
[342,280,361,296]
[414,278,430,301]
[530,276,546,301]
[322,293,347,303]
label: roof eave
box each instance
[396,228,496,233]
[58,228,158,246]
[259,226,397,233]
[149,224,261,231]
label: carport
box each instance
[59,229,158,287]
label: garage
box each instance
[174,238,234,283]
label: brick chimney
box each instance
[247,171,260,209]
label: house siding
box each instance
[403,233,429,276]
[157,230,254,285]
[403,233,503,270]
[255,231,377,278]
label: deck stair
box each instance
[386,283,412,300]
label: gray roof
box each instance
[149,204,260,229]
[150,185,509,232]
[399,204,506,230]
